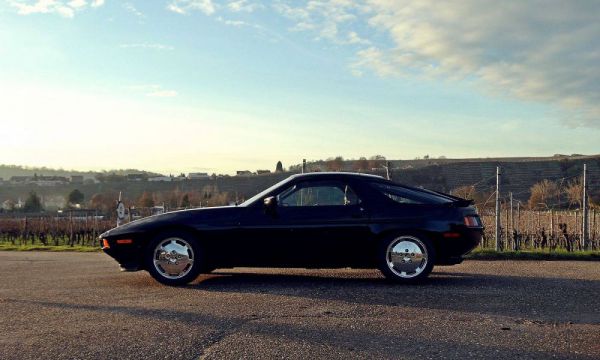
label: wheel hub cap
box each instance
[387,237,428,278]
[153,238,194,279]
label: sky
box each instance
[0,0,598,175]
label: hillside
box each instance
[0,155,598,209]
[299,154,600,202]
[391,156,600,200]
[0,165,160,181]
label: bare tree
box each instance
[564,178,583,209]
[326,156,344,171]
[368,155,386,170]
[352,157,369,172]
[528,180,558,210]
[138,191,155,208]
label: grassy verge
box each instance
[0,244,101,252]
[467,248,600,261]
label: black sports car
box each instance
[100,172,483,285]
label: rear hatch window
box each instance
[372,182,455,205]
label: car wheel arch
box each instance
[136,226,204,268]
[377,228,442,248]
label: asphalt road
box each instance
[0,252,598,360]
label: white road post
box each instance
[495,166,501,251]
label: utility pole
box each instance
[582,164,589,250]
[510,191,515,231]
[386,161,392,181]
[516,201,521,251]
[550,209,555,239]
[302,159,306,174]
[506,191,515,249]
[495,166,501,251]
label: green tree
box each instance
[275,161,284,173]
[24,191,43,213]
[67,189,85,206]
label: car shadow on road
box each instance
[189,269,600,325]
[2,297,580,360]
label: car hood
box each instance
[100,205,243,239]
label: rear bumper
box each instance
[435,227,482,265]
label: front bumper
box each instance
[101,237,144,271]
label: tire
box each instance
[145,230,203,286]
[377,233,436,284]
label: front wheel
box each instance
[145,231,203,286]
[377,234,435,284]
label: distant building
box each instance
[1,200,15,211]
[148,176,172,182]
[236,170,253,176]
[10,176,31,184]
[188,172,209,180]
[32,176,69,186]
[43,195,67,209]
[70,175,84,184]
[151,205,166,215]
[127,174,147,182]
[256,170,271,175]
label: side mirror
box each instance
[263,196,277,215]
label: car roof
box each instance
[289,172,385,181]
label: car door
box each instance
[238,180,372,268]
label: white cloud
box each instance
[359,0,600,127]
[227,0,262,13]
[216,16,264,30]
[167,0,215,15]
[90,0,104,7]
[68,0,86,9]
[346,31,369,45]
[8,0,103,17]
[123,2,144,18]
[273,1,368,44]
[273,0,600,127]
[120,43,174,51]
[166,3,185,14]
[216,16,246,27]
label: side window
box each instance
[278,182,361,207]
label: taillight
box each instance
[464,216,481,227]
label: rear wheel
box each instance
[378,234,435,284]
[145,231,203,286]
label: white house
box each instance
[188,172,209,180]
[148,176,173,182]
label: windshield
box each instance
[239,176,294,206]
